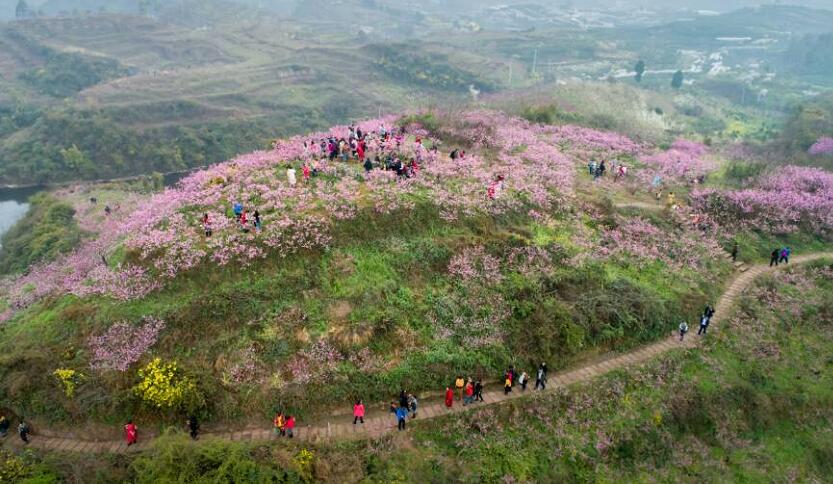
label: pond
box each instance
[0,186,43,246]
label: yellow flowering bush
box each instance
[0,451,28,481]
[53,368,83,398]
[133,358,196,409]
[293,449,315,481]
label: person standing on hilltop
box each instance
[202,213,212,237]
[287,166,297,187]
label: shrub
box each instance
[52,368,83,398]
[133,358,199,410]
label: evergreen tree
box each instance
[671,70,684,89]
[634,60,645,82]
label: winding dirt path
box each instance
[7,253,832,454]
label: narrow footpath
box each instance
[8,253,832,454]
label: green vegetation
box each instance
[0,192,82,274]
[20,50,129,98]
[11,260,833,483]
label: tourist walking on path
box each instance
[399,390,409,409]
[770,249,780,267]
[187,416,199,440]
[202,213,212,237]
[0,415,8,438]
[455,376,465,401]
[395,406,408,431]
[474,380,484,402]
[780,247,791,264]
[353,400,365,424]
[463,380,474,405]
[519,371,529,391]
[273,412,286,437]
[535,363,547,390]
[408,393,418,418]
[679,321,689,341]
[18,420,29,444]
[731,242,739,262]
[124,420,137,446]
[504,374,513,395]
[698,315,710,335]
[445,387,454,408]
[285,416,295,438]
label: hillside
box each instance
[0,107,830,481]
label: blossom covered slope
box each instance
[1,111,651,316]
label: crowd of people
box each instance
[199,123,496,238]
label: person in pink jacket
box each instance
[353,399,365,425]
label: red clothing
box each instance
[445,389,454,408]
[286,417,295,430]
[357,143,366,161]
[124,423,137,445]
[465,383,474,397]
[353,404,365,418]
[303,165,311,179]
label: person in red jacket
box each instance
[353,399,365,425]
[285,415,295,438]
[463,379,475,405]
[444,387,454,408]
[124,420,138,446]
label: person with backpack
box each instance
[18,419,29,444]
[679,321,689,341]
[124,420,137,446]
[353,400,365,425]
[780,247,791,264]
[187,416,199,440]
[535,363,547,390]
[770,249,780,267]
[273,412,286,436]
